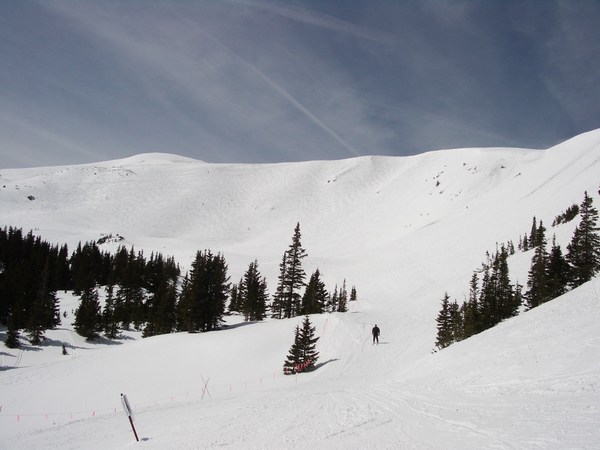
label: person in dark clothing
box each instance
[372,324,380,344]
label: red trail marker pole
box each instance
[121,393,139,442]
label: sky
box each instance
[0,0,599,169]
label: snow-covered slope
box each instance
[1,129,599,448]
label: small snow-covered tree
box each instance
[283,316,320,374]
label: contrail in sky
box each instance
[202,30,362,158]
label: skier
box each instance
[372,324,380,345]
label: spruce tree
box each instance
[103,284,119,339]
[179,250,230,332]
[283,316,320,374]
[480,247,519,326]
[297,315,319,371]
[240,260,268,322]
[271,254,287,319]
[546,237,570,300]
[228,280,242,313]
[566,192,600,287]
[283,325,302,374]
[525,221,550,309]
[337,279,348,313]
[282,223,307,318]
[328,285,339,313]
[435,293,453,350]
[349,286,357,302]
[463,272,481,337]
[74,286,103,340]
[5,313,20,348]
[449,300,462,343]
[529,217,538,247]
[301,269,329,315]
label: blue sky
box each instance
[1,0,599,168]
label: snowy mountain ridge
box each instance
[1,129,599,449]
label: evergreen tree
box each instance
[228,280,243,313]
[462,272,481,338]
[282,223,307,318]
[240,260,268,322]
[179,250,230,332]
[297,315,319,371]
[478,264,496,329]
[529,217,538,247]
[25,259,58,344]
[337,279,348,312]
[175,273,192,331]
[114,284,132,329]
[449,300,462,342]
[283,325,302,374]
[301,269,329,315]
[74,286,103,340]
[102,284,119,339]
[479,247,519,329]
[525,221,550,309]
[349,286,357,302]
[144,275,178,337]
[5,313,20,348]
[566,192,600,287]
[271,253,287,319]
[283,316,319,374]
[546,237,570,300]
[522,233,529,251]
[435,293,453,350]
[328,285,339,313]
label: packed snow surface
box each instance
[1,130,599,449]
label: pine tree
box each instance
[26,259,56,345]
[546,237,570,300]
[228,280,242,313]
[179,250,230,332]
[271,254,287,319]
[349,286,357,302]
[337,279,348,312]
[240,260,268,322]
[103,284,119,339]
[525,221,550,309]
[283,325,302,374]
[282,223,307,318]
[566,192,600,287]
[301,269,329,315]
[449,300,462,342]
[529,217,538,247]
[74,286,103,340]
[435,293,453,350]
[5,313,20,348]
[328,285,339,313]
[462,272,481,338]
[283,316,319,374]
[175,273,192,331]
[297,316,319,371]
[481,246,519,325]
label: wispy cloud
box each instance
[235,0,391,43]
[31,0,383,162]
[1,1,598,168]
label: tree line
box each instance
[435,191,600,350]
[1,222,357,346]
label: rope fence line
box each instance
[0,318,334,425]
[0,370,290,424]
